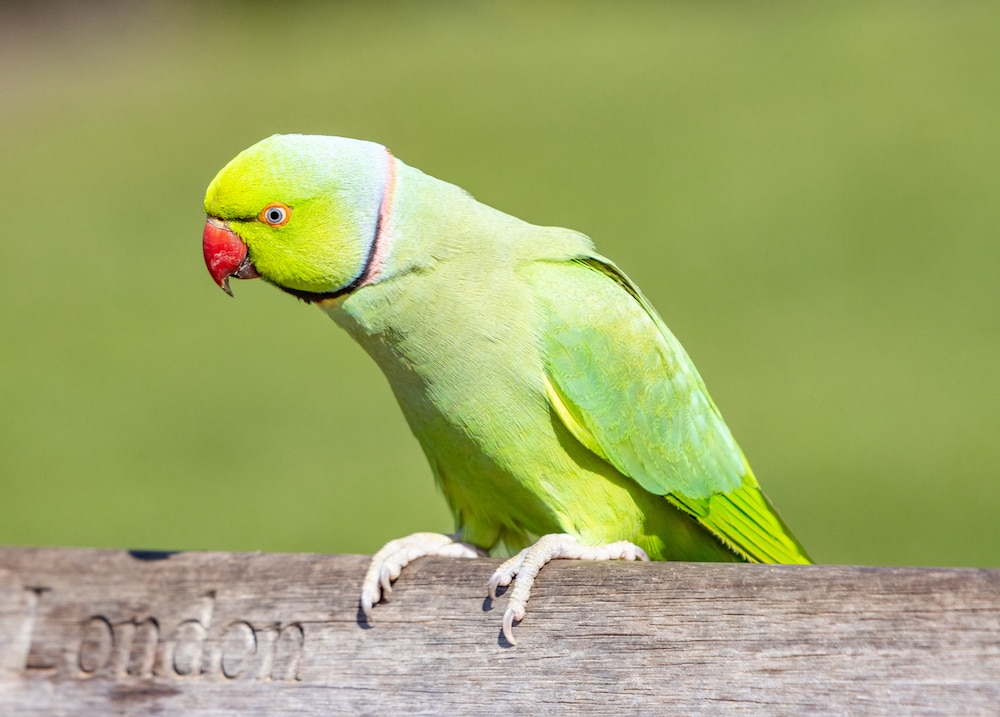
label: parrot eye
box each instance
[260,203,291,227]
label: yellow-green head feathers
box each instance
[203,134,391,297]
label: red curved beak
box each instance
[203,217,259,296]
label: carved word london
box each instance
[18,588,304,682]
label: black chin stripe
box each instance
[273,269,367,304]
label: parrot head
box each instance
[202,134,392,300]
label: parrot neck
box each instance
[355,160,497,287]
[353,150,398,289]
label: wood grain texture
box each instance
[1,547,998,715]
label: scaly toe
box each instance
[359,532,482,624]
[379,564,393,594]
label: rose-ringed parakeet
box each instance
[202,134,810,644]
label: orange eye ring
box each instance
[259,202,291,227]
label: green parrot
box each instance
[202,134,810,644]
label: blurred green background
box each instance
[1,1,998,567]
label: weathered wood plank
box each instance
[1,547,998,715]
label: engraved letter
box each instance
[271,623,304,682]
[18,587,57,673]
[162,592,215,677]
[171,620,207,676]
[78,616,114,676]
[220,621,256,679]
[127,618,160,678]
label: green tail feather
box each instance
[667,470,811,564]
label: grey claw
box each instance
[502,607,519,645]
[487,573,502,600]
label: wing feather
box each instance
[534,255,810,564]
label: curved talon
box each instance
[487,572,507,600]
[360,590,375,622]
[502,607,520,645]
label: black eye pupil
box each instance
[268,209,283,223]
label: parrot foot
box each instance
[487,533,648,645]
[360,532,483,622]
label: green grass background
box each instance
[2,1,998,567]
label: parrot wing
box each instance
[534,255,810,564]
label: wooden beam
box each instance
[1,547,998,715]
